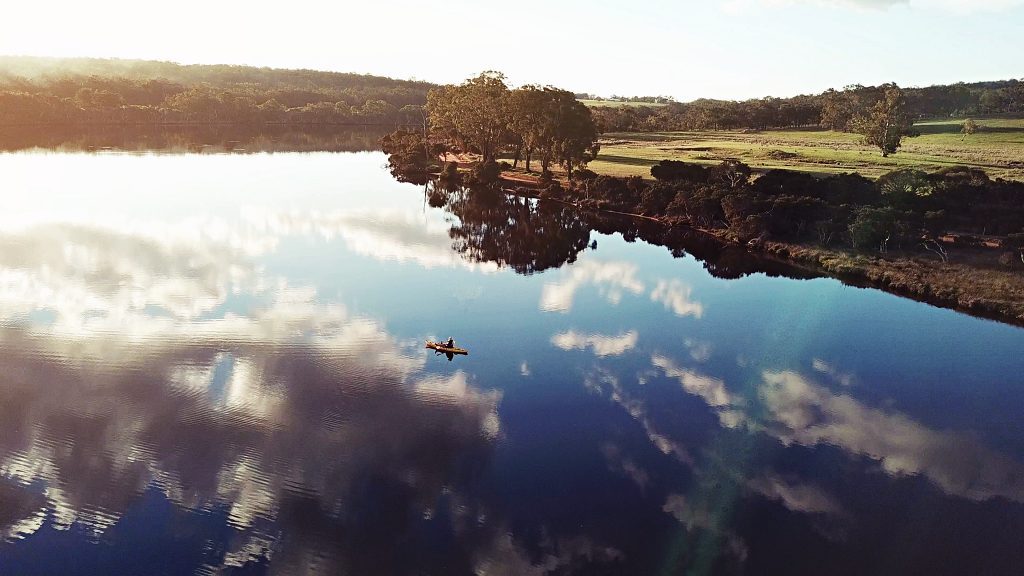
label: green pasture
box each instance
[591,117,1024,180]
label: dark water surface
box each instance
[1,142,1023,575]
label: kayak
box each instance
[426,341,469,355]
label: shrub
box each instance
[572,168,598,182]
[753,169,820,198]
[711,159,752,189]
[440,161,462,185]
[466,159,501,187]
[539,182,563,199]
[876,169,932,210]
[650,160,710,183]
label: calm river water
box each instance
[1,138,1023,575]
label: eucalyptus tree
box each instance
[508,85,548,172]
[399,104,429,133]
[421,72,599,178]
[540,87,600,179]
[425,71,511,162]
[854,84,916,157]
[961,118,978,141]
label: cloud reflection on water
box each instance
[650,279,704,318]
[551,330,639,357]
[756,370,1024,502]
[651,355,1024,503]
[0,200,635,574]
[540,260,645,313]
[245,208,500,272]
[0,215,516,573]
[745,472,844,516]
[570,343,1024,571]
[0,315,503,570]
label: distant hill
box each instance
[0,56,437,125]
[0,56,436,93]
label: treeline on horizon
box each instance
[574,93,675,104]
[1,56,1022,132]
[590,80,1024,132]
[0,56,434,125]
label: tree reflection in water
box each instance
[427,182,817,281]
[0,125,388,154]
[429,184,594,275]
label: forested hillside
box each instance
[0,56,435,125]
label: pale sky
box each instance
[2,0,1022,101]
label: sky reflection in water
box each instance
[1,149,1023,575]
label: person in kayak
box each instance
[445,337,455,348]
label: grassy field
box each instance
[578,99,668,108]
[589,117,1024,181]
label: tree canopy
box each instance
[427,72,511,163]
[852,84,916,156]
[418,72,600,178]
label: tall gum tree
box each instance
[426,71,510,163]
[541,87,600,179]
[508,85,548,172]
[854,84,916,157]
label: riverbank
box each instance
[485,169,1024,327]
[756,240,1024,326]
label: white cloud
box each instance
[650,280,704,319]
[0,504,46,541]
[811,358,854,386]
[246,208,499,273]
[756,370,1024,502]
[746,473,844,515]
[0,209,509,566]
[663,494,749,561]
[414,372,503,439]
[472,531,624,576]
[0,311,504,563]
[0,224,255,334]
[0,205,506,344]
[551,330,639,357]
[584,368,693,465]
[601,443,651,491]
[650,355,1024,503]
[540,260,644,313]
[652,355,736,409]
[684,338,713,363]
